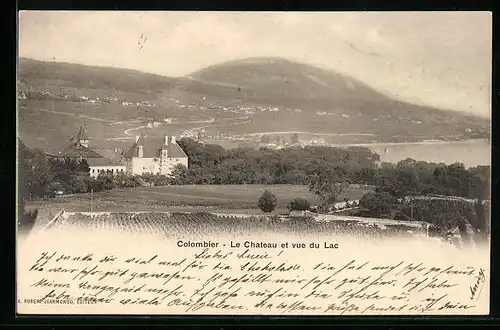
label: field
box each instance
[17,99,224,152]
[18,102,134,152]
[27,184,374,218]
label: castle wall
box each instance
[89,165,126,178]
[125,157,188,176]
[131,157,160,175]
[159,156,188,175]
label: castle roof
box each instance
[76,125,89,140]
[58,143,103,158]
[123,135,187,159]
[86,157,125,166]
[55,125,102,158]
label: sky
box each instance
[18,11,492,117]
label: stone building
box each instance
[56,125,126,177]
[123,134,188,176]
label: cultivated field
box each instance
[46,211,425,240]
[27,184,374,217]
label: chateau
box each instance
[56,125,126,178]
[123,134,188,176]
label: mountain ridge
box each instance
[17,57,489,143]
[187,57,489,122]
[17,57,490,153]
[19,56,488,120]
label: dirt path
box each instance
[121,116,216,139]
[124,125,149,136]
[181,116,251,137]
[241,131,376,137]
[20,105,150,142]
[172,118,215,125]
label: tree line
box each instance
[19,137,489,202]
[176,138,489,200]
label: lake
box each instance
[213,137,490,168]
[361,139,490,168]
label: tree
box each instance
[97,172,114,190]
[258,190,277,213]
[349,167,376,185]
[396,168,422,197]
[457,217,473,247]
[288,198,311,211]
[18,140,53,198]
[396,158,418,170]
[474,199,488,238]
[76,159,90,174]
[468,169,489,200]
[170,164,188,185]
[392,199,476,234]
[69,175,88,193]
[17,197,38,232]
[308,168,347,213]
[359,192,397,217]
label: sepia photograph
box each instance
[16,11,491,316]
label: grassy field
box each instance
[27,184,373,217]
[18,104,132,151]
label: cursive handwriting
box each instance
[470,268,486,301]
[19,247,488,315]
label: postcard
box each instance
[16,11,491,315]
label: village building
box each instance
[55,125,126,177]
[123,134,188,176]
[18,90,27,100]
[87,158,126,178]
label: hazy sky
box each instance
[18,11,492,117]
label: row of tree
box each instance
[19,137,489,203]
[176,138,489,200]
[258,188,489,238]
[176,137,381,184]
[358,192,490,236]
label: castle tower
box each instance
[76,125,89,148]
[161,135,169,158]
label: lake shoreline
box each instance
[335,138,489,148]
[359,138,490,168]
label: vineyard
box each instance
[50,211,425,240]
